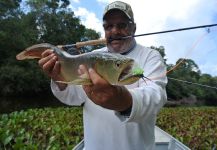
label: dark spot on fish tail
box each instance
[61,46,81,55]
[66,47,81,55]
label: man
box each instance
[39,1,167,150]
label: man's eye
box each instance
[118,23,128,29]
[115,61,121,67]
[107,24,113,30]
[103,22,129,31]
[103,24,113,30]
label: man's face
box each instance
[103,10,136,53]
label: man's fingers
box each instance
[38,49,60,79]
[43,55,57,70]
[78,65,90,80]
[38,53,55,67]
[39,49,55,68]
[41,49,54,58]
[78,65,89,75]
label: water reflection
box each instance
[0,96,66,114]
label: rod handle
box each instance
[75,38,107,48]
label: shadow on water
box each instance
[0,96,67,114]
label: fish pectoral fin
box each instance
[56,79,92,85]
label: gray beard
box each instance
[107,38,136,54]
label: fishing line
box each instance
[168,77,217,90]
[166,27,217,89]
[148,27,217,91]
[166,31,209,75]
[149,30,210,81]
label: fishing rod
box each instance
[59,23,217,49]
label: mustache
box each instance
[108,35,132,43]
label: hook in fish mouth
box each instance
[118,65,152,84]
[141,75,152,84]
[136,74,151,81]
[117,61,149,85]
[119,73,151,81]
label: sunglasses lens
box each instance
[103,22,129,31]
[118,23,128,29]
[103,24,113,30]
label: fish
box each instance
[16,43,145,85]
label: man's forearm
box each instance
[113,86,132,112]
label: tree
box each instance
[198,74,217,105]
[166,59,201,101]
[150,46,167,63]
[0,0,101,97]
[0,0,22,18]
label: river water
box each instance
[0,96,66,114]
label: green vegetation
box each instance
[157,107,217,150]
[0,0,217,113]
[0,107,216,149]
[0,107,83,149]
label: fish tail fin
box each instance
[16,50,44,60]
[16,43,56,60]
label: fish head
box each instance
[94,53,144,85]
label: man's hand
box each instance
[38,49,67,90]
[79,65,132,111]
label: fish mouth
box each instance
[108,36,125,43]
[118,61,144,84]
[118,64,133,80]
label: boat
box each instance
[155,126,191,150]
[73,126,191,150]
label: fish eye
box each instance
[116,61,121,67]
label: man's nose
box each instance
[111,25,121,34]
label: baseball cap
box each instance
[103,1,134,22]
